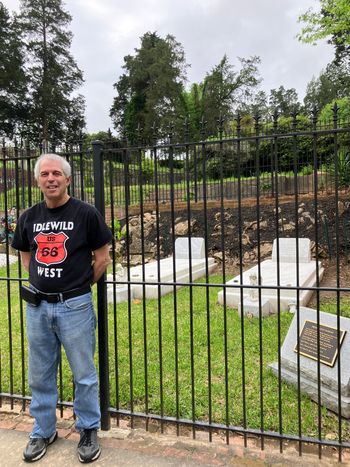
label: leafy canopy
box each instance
[181,55,261,138]
[304,61,350,111]
[298,0,350,63]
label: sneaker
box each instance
[23,431,57,462]
[77,429,101,463]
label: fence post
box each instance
[92,140,110,430]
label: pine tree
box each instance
[18,0,85,142]
[0,2,27,138]
[110,32,188,142]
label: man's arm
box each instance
[92,244,111,284]
[20,251,31,272]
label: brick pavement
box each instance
[0,402,349,466]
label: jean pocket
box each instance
[65,292,92,310]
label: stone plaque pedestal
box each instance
[269,307,350,417]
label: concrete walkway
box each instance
[0,403,347,466]
[1,428,217,466]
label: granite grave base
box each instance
[269,307,350,417]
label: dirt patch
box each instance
[118,193,350,295]
[308,255,350,306]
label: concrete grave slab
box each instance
[106,272,134,304]
[107,237,216,303]
[218,237,323,315]
[131,256,216,300]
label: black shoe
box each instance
[23,431,57,462]
[77,429,101,463]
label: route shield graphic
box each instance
[34,232,69,265]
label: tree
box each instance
[0,3,27,138]
[200,55,261,134]
[18,0,85,142]
[181,82,207,140]
[268,86,301,115]
[298,0,350,64]
[304,61,350,111]
[239,89,269,118]
[110,32,188,143]
[65,94,86,140]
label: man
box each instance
[12,153,112,463]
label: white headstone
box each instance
[174,237,206,259]
[272,238,311,264]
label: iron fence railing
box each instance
[1,115,350,212]
[1,112,350,461]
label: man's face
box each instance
[37,159,70,206]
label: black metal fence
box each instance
[1,110,350,461]
[1,111,349,212]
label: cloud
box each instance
[4,0,334,132]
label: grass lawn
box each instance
[1,261,349,440]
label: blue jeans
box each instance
[26,292,100,438]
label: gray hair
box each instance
[34,153,72,180]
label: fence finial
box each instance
[217,113,224,138]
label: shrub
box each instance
[327,150,350,188]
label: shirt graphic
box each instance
[34,231,68,265]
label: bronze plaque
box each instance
[294,320,346,367]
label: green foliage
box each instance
[204,145,253,180]
[182,55,262,138]
[110,31,188,143]
[314,98,350,166]
[181,82,206,140]
[109,218,125,241]
[0,3,27,138]
[82,131,117,153]
[299,164,314,175]
[17,0,85,142]
[319,97,350,125]
[240,90,269,118]
[326,149,350,188]
[140,155,155,183]
[304,61,350,112]
[298,0,350,63]
[257,115,314,172]
[268,86,301,115]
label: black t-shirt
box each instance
[12,198,113,293]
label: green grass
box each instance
[1,262,350,440]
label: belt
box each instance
[36,286,91,303]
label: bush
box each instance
[141,156,155,183]
[327,150,350,188]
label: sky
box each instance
[4,0,334,133]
